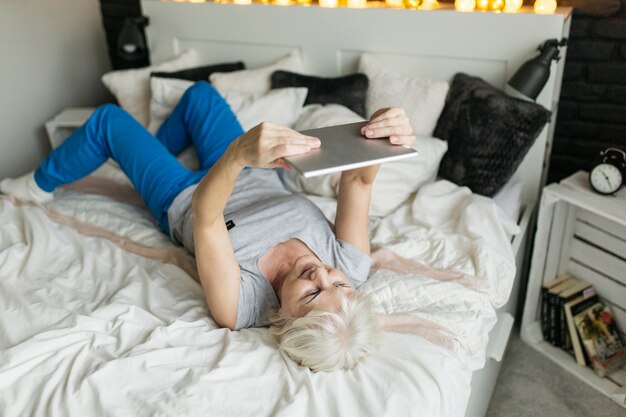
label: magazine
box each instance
[574,301,626,377]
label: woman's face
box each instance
[279,254,354,318]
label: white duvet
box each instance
[0,177,518,417]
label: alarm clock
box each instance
[588,147,626,195]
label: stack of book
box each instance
[541,275,626,377]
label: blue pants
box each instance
[35,82,244,235]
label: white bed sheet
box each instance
[0,174,517,416]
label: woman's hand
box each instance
[360,107,416,147]
[229,122,320,170]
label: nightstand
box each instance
[45,108,95,149]
[520,171,626,408]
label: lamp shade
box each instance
[508,39,564,100]
[117,17,149,61]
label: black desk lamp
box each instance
[117,16,150,62]
[508,38,568,101]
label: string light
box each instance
[504,0,523,12]
[534,0,557,14]
[455,0,476,11]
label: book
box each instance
[555,279,594,350]
[573,301,626,377]
[564,288,598,365]
[546,276,579,346]
[541,275,574,345]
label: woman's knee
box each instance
[183,81,223,107]
[91,104,131,125]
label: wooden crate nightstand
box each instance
[520,171,626,407]
[45,108,95,149]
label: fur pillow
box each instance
[435,73,551,197]
[150,61,245,81]
[270,71,369,117]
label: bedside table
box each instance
[520,171,626,408]
[45,108,95,149]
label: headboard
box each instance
[142,0,572,205]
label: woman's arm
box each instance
[334,108,415,255]
[192,122,320,330]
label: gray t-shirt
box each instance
[168,168,372,330]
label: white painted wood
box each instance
[574,221,626,261]
[521,171,626,409]
[557,204,578,276]
[465,203,534,417]
[568,262,626,312]
[544,201,569,281]
[487,312,515,362]
[577,210,626,249]
[45,108,95,149]
[141,0,571,206]
[560,171,626,226]
[609,367,626,387]
[529,340,625,406]
[570,240,626,287]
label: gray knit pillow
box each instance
[435,73,551,197]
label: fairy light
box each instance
[504,0,523,12]
[455,0,476,11]
[534,0,557,14]
[476,0,489,10]
[347,0,367,7]
[421,0,438,9]
[385,0,405,8]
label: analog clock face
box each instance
[589,163,623,195]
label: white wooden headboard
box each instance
[142,0,571,205]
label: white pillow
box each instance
[148,76,308,133]
[209,51,304,95]
[358,53,449,137]
[280,104,448,217]
[101,50,200,127]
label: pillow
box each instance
[150,61,245,81]
[101,50,200,127]
[270,70,369,117]
[358,54,449,137]
[148,77,308,134]
[435,73,551,197]
[209,51,304,94]
[280,104,448,217]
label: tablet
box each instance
[284,121,419,178]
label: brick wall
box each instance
[550,0,626,183]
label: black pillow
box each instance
[151,61,245,81]
[270,70,368,117]
[434,73,551,197]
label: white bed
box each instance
[0,2,571,417]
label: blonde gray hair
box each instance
[270,291,381,372]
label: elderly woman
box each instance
[1,82,415,371]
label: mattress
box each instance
[0,173,518,417]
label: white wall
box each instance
[0,0,112,179]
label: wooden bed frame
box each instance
[141,2,572,415]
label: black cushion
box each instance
[270,70,369,117]
[435,73,551,197]
[151,61,245,81]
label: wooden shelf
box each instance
[520,171,626,409]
